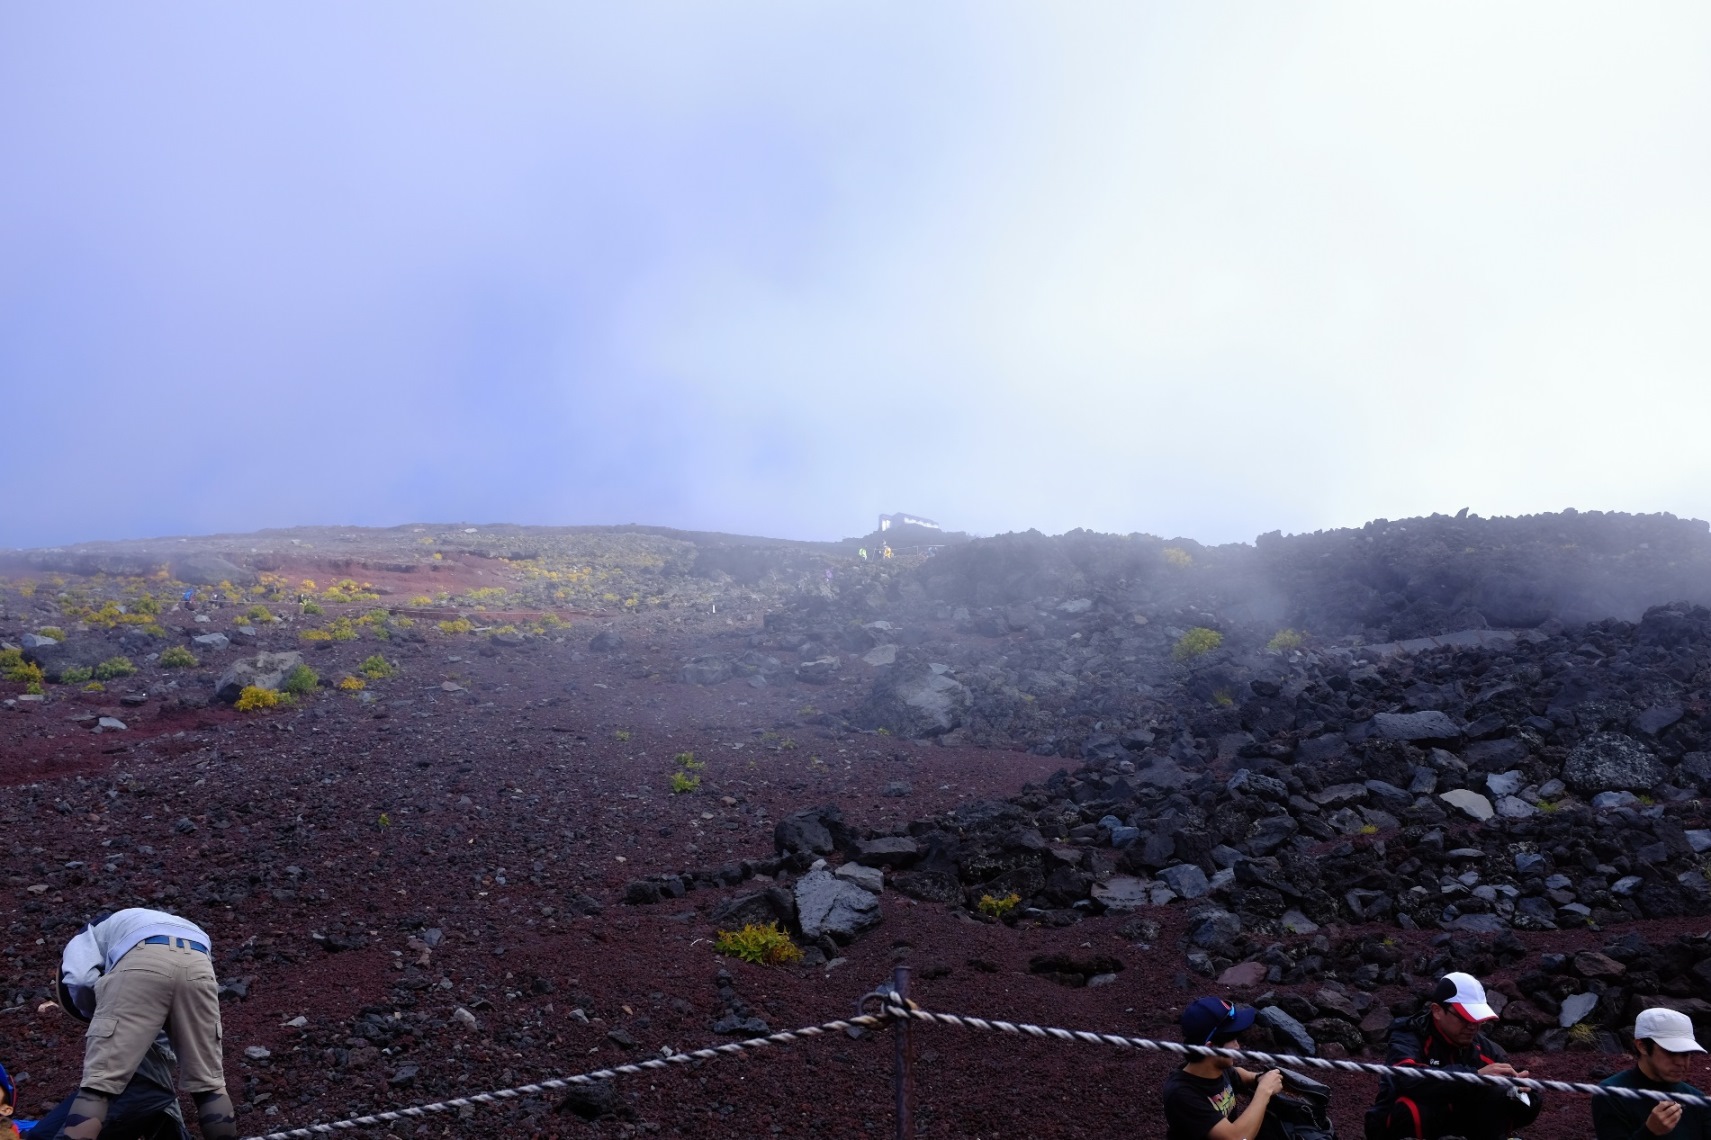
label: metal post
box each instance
[892,965,914,1140]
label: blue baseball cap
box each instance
[1182,997,1258,1046]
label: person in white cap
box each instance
[1364,971,1543,1140]
[1593,1007,1710,1140]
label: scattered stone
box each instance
[1257,1006,1316,1056]
[1564,732,1667,794]
[1559,993,1599,1028]
[1158,864,1211,900]
[1439,789,1494,822]
[833,863,884,894]
[794,868,882,942]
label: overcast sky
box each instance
[3,3,1709,549]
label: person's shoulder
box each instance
[1598,1067,1641,1089]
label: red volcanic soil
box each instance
[0,612,1685,1140]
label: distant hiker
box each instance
[1593,1007,1710,1140]
[1365,972,1542,1140]
[180,590,193,611]
[882,545,893,560]
[858,548,868,560]
[1162,997,1284,1140]
[52,909,235,1140]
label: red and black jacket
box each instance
[1368,1010,1508,1137]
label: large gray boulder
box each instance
[23,638,122,683]
[1563,732,1667,794]
[793,868,882,943]
[215,651,304,704]
[858,661,970,737]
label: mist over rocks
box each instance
[12,509,1711,1086]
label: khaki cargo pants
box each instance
[83,941,225,1095]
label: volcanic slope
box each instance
[4,513,1711,1137]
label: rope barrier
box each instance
[240,991,1709,1139]
[238,1009,891,1140]
[882,1000,1711,1109]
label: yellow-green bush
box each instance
[245,605,275,625]
[234,685,281,712]
[301,600,324,616]
[338,675,366,692]
[1162,546,1194,569]
[670,771,701,794]
[36,626,66,642]
[1172,627,1223,662]
[281,664,319,696]
[714,923,802,966]
[360,654,394,679]
[1266,628,1305,652]
[977,892,1021,919]
[160,646,198,669]
[437,618,473,635]
[59,665,94,685]
[93,656,137,680]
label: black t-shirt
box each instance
[1163,1066,1254,1140]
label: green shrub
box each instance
[674,751,703,770]
[1267,628,1305,652]
[714,922,802,966]
[36,626,66,642]
[59,666,94,685]
[1162,546,1193,569]
[93,656,137,680]
[977,892,1021,919]
[359,654,394,679]
[281,664,319,696]
[246,605,275,625]
[159,646,198,669]
[670,771,701,794]
[301,600,324,616]
[1172,627,1223,661]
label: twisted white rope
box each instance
[886,1002,1711,1108]
[242,996,1711,1138]
[238,1010,889,1140]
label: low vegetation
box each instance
[1172,627,1224,661]
[93,656,137,680]
[281,664,319,696]
[234,685,283,712]
[160,646,198,669]
[714,922,803,966]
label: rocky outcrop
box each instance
[856,658,970,737]
[215,651,304,703]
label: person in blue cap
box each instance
[1162,997,1284,1140]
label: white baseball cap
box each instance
[1636,1008,1706,1053]
[1432,972,1497,1023]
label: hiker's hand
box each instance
[1478,1062,1528,1079]
[1254,1070,1283,1099]
[1647,1101,1683,1135]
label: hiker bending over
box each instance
[1594,1007,1711,1140]
[1366,971,1542,1140]
[51,909,234,1140]
[1163,997,1284,1140]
